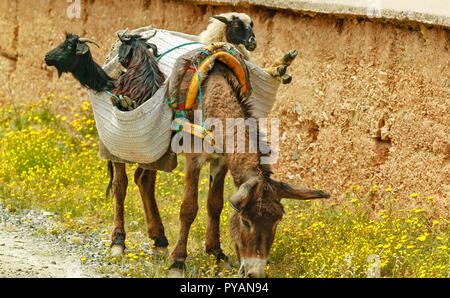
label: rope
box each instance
[195,63,207,135]
[156,42,202,61]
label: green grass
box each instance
[0,94,448,278]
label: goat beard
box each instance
[45,61,64,78]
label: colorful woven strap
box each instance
[173,118,221,152]
[185,49,251,110]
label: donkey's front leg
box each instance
[111,162,128,256]
[134,167,169,256]
[205,159,229,264]
[169,156,202,278]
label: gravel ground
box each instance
[0,205,120,278]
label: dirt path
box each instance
[0,206,119,278]
[0,225,100,278]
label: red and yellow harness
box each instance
[169,43,252,150]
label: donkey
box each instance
[44,33,170,256]
[167,61,330,278]
[44,33,329,278]
[106,33,169,255]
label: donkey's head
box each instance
[229,177,330,278]
[211,13,257,52]
[44,33,100,78]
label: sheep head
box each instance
[200,12,257,59]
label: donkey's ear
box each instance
[211,15,229,25]
[228,177,260,212]
[275,181,330,200]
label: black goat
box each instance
[111,33,165,111]
[44,33,115,92]
[45,33,170,256]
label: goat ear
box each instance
[76,42,89,55]
[211,15,229,25]
[147,43,159,57]
[120,45,132,60]
[275,181,330,201]
[228,177,260,212]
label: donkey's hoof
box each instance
[214,250,229,263]
[213,250,232,271]
[110,244,125,256]
[169,260,185,278]
[281,74,292,84]
[168,268,184,278]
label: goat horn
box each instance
[142,30,157,41]
[78,38,100,48]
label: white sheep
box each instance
[199,12,255,60]
[199,12,297,84]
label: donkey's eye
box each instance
[241,219,251,230]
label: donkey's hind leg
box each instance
[205,158,229,265]
[134,167,169,256]
[111,162,128,256]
